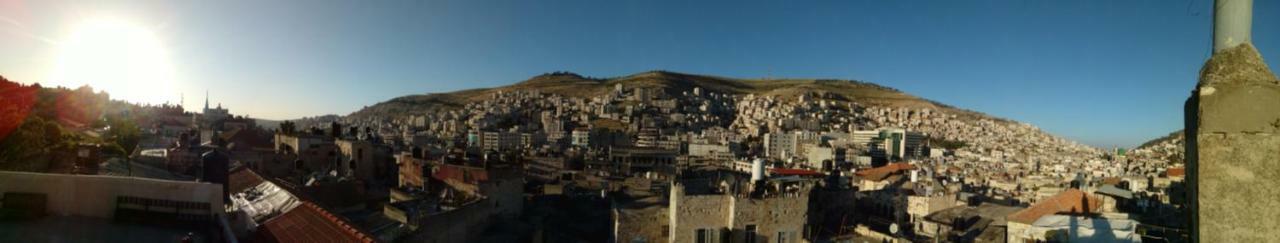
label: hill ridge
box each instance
[352,70,1020,124]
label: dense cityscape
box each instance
[0,69,1190,242]
[1,0,1277,242]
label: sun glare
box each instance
[48,17,177,105]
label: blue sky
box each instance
[1,0,1277,148]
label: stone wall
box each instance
[1187,43,1280,242]
[614,205,669,243]
[730,195,809,243]
[655,182,811,243]
[670,194,732,242]
[907,195,958,235]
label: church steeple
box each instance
[204,90,210,111]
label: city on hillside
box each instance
[0,1,1276,243]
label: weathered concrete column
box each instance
[1187,0,1280,241]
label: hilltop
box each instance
[348,70,991,121]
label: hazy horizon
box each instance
[3,0,1278,148]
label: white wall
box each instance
[0,171,224,218]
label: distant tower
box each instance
[204,90,210,111]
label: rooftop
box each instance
[855,162,914,182]
[770,168,825,177]
[0,215,210,242]
[1165,166,1185,177]
[1007,189,1103,224]
[252,202,377,243]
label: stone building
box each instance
[389,161,524,243]
[335,138,376,180]
[613,171,814,243]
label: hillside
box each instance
[1137,130,1184,150]
[1130,130,1185,165]
[348,70,991,121]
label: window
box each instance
[695,228,722,243]
[745,225,757,243]
[661,225,669,238]
[776,231,788,243]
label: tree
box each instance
[0,116,58,171]
[104,115,141,157]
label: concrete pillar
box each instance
[1213,0,1252,52]
[1187,1,1280,241]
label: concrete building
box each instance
[688,143,737,161]
[479,131,521,152]
[802,145,844,170]
[850,130,881,146]
[274,132,331,155]
[335,138,377,180]
[879,128,926,160]
[764,132,796,160]
[572,128,591,147]
[609,146,679,175]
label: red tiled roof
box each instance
[253,202,377,243]
[1166,167,1185,177]
[1006,189,1103,224]
[855,163,915,182]
[770,168,825,177]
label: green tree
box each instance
[0,117,58,171]
[104,115,141,157]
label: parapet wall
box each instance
[0,171,224,219]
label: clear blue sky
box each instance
[1,0,1277,148]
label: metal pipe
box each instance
[1214,0,1253,52]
